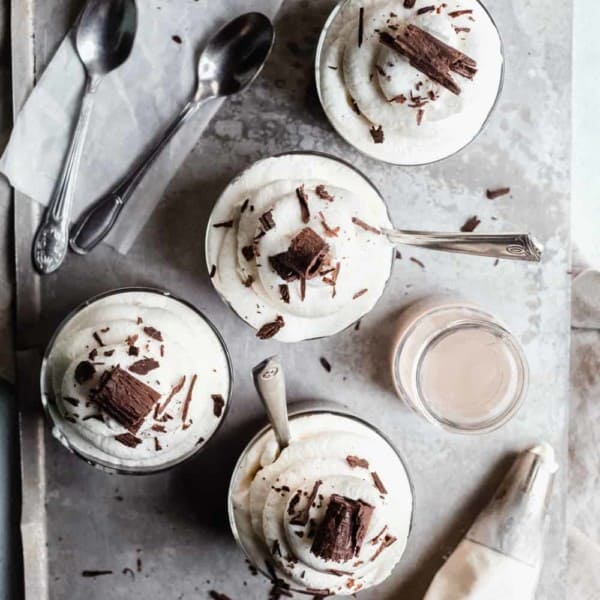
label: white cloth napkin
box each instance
[0,0,282,254]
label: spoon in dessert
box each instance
[70,11,275,254]
[32,0,137,274]
[252,356,291,451]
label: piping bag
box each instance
[424,444,558,600]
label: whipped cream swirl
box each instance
[43,290,230,470]
[318,0,503,164]
[206,154,393,342]
[230,413,413,595]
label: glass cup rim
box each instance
[204,150,396,342]
[39,285,234,476]
[313,0,506,167]
[393,305,528,434]
[226,401,415,590]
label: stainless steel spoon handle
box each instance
[252,356,291,450]
[32,77,99,274]
[382,229,543,262]
[69,98,205,254]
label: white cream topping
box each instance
[206,154,394,342]
[230,413,413,595]
[318,0,503,164]
[43,291,230,470]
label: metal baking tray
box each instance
[10,0,572,598]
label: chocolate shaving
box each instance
[369,125,384,143]
[410,257,425,269]
[151,424,166,433]
[209,264,217,278]
[403,0,416,7]
[212,394,225,418]
[290,480,322,526]
[143,326,163,342]
[128,346,140,357]
[346,456,369,469]
[310,494,374,562]
[279,284,290,304]
[74,361,95,385]
[352,217,381,234]
[448,9,473,17]
[181,374,198,424]
[319,212,340,238]
[320,357,332,372]
[129,358,160,375]
[126,334,139,346]
[272,540,282,557]
[417,4,435,14]
[416,108,425,125]
[93,332,105,346]
[396,249,402,260]
[259,209,276,231]
[379,26,477,95]
[63,396,80,407]
[114,432,142,448]
[288,490,302,516]
[371,534,397,561]
[299,277,306,302]
[154,437,162,451]
[296,185,310,224]
[91,366,160,432]
[460,215,481,232]
[242,245,255,261]
[353,289,368,300]
[243,275,254,288]
[454,26,471,33]
[315,185,335,202]
[103,350,115,357]
[371,471,388,494]
[269,254,299,282]
[88,348,98,361]
[82,570,113,577]
[391,93,407,104]
[240,198,250,213]
[486,187,510,199]
[213,220,234,228]
[369,525,388,544]
[350,97,361,115]
[257,316,285,340]
[358,7,364,47]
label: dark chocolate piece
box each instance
[285,228,330,279]
[290,480,322,526]
[319,212,340,238]
[82,570,113,577]
[74,361,95,385]
[143,326,163,342]
[213,220,234,228]
[391,93,407,103]
[93,331,105,346]
[256,316,285,340]
[410,256,425,269]
[91,366,160,432]
[240,198,250,213]
[315,185,335,202]
[129,358,160,375]
[181,374,198,423]
[279,284,290,304]
[154,437,162,451]
[320,357,332,373]
[299,277,306,302]
[403,0,416,7]
[358,7,364,47]
[417,4,435,14]
[486,187,510,199]
[296,185,311,224]
[88,348,98,361]
[352,217,381,234]
[269,253,299,282]
[242,245,255,261]
[353,288,368,300]
[310,494,374,562]
[370,534,397,561]
[460,215,481,232]
[379,26,477,95]
[114,432,142,448]
[416,108,425,125]
[346,456,369,469]
[212,394,225,418]
[369,125,384,143]
[259,209,276,231]
[243,275,254,288]
[103,350,115,357]
[448,9,473,17]
[151,424,166,432]
[128,346,140,357]
[371,471,388,494]
[172,34,182,44]
[126,334,139,346]
[63,396,80,407]
[209,264,217,278]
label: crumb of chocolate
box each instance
[279,284,290,304]
[129,358,160,375]
[243,275,255,288]
[371,471,388,494]
[143,326,163,342]
[417,4,435,14]
[353,288,368,300]
[151,424,166,433]
[114,433,142,448]
[181,374,198,424]
[320,357,332,372]
[369,125,384,143]
[128,346,139,357]
[296,185,310,224]
[172,34,182,44]
[82,570,113,578]
[74,361,95,385]
[93,331,105,346]
[213,220,234,228]
[460,215,481,232]
[88,348,98,361]
[403,0,416,7]
[212,394,225,418]
[242,245,255,261]
[103,350,115,357]
[209,264,217,278]
[346,455,369,469]
[259,209,276,231]
[318,211,340,238]
[486,187,510,199]
[410,257,425,269]
[354,319,361,331]
[395,250,402,260]
[315,185,335,201]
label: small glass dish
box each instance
[40,287,233,475]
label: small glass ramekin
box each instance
[390,296,528,434]
[40,286,233,475]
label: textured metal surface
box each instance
[12,0,571,598]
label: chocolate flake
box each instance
[369,525,388,544]
[272,540,282,556]
[288,490,302,516]
[93,331,105,346]
[353,288,368,300]
[310,494,374,562]
[209,264,217,278]
[358,7,364,47]
[318,212,340,238]
[352,217,381,235]
[74,361,96,385]
[114,432,142,448]
[396,249,403,260]
[63,396,80,407]
[371,471,388,494]
[454,26,471,33]
[158,377,186,415]
[296,185,310,224]
[212,394,225,418]
[315,185,335,202]
[242,245,255,261]
[371,534,397,561]
[290,480,322,526]
[369,125,384,144]
[486,187,510,199]
[143,326,163,342]
[256,316,285,340]
[128,346,140,357]
[259,209,276,231]
[243,275,255,288]
[320,357,332,373]
[151,424,166,433]
[417,4,435,14]
[91,366,160,432]
[88,348,98,361]
[350,97,361,115]
[416,108,425,125]
[172,34,182,44]
[213,220,234,228]
[448,9,473,17]
[126,334,139,346]
[209,592,232,600]
[460,215,481,232]
[410,256,425,269]
[129,358,160,375]
[279,284,290,304]
[122,567,135,579]
[269,254,298,282]
[299,277,306,302]
[346,455,369,469]
[379,26,477,95]
[82,570,113,578]
[403,0,416,7]
[391,93,407,104]
[103,350,115,357]
[181,374,198,424]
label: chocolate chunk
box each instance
[256,316,285,340]
[288,490,302,516]
[410,256,425,269]
[209,264,217,278]
[391,93,407,104]
[299,277,306,302]
[259,209,276,231]
[269,253,298,282]
[242,245,255,261]
[319,212,340,238]
[403,0,416,7]
[315,185,334,201]
[212,394,225,418]
[240,198,250,213]
[82,570,113,577]
[103,350,115,357]
[353,289,368,300]
[143,326,163,342]
[151,424,166,433]
[91,366,160,432]
[370,534,397,561]
[285,228,330,279]
[371,471,388,494]
[352,217,381,234]
[63,396,80,407]
[346,456,369,469]
[460,215,481,232]
[279,284,290,304]
[379,26,477,96]
[128,346,140,357]
[310,494,374,562]
[157,376,185,417]
[213,220,234,228]
[416,108,425,125]
[93,331,105,346]
[88,348,98,361]
[350,97,361,115]
[417,4,435,14]
[74,361,95,385]
[358,7,364,47]
[181,374,198,424]
[320,357,332,372]
[129,358,159,375]
[209,592,232,600]
[114,432,142,448]
[369,125,384,143]
[396,249,402,260]
[290,480,322,526]
[243,275,254,288]
[486,187,510,199]
[154,437,162,451]
[448,9,473,17]
[172,34,182,44]
[296,185,310,224]
[126,334,139,346]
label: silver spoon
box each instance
[32,0,137,274]
[252,356,291,451]
[70,12,275,255]
[381,228,543,262]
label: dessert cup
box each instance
[315,0,504,165]
[206,151,395,343]
[228,400,414,596]
[391,296,528,433]
[40,287,233,474]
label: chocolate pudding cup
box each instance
[40,287,233,475]
[228,400,414,596]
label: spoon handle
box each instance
[69,99,203,254]
[382,229,543,262]
[32,77,98,274]
[252,356,291,451]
